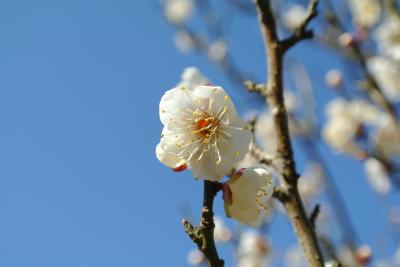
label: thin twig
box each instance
[281,0,319,51]
[183,181,224,267]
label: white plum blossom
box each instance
[348,0,381,28]
[367,56,400,103]
[164,0,194,25]
[157,82,252,180]
[364,157,391,195]
[374,16,400,61]
[282,4,307,30]
[237,230,269,267]
[223,167,273,228]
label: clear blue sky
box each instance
[0,1,397,266]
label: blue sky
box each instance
[0,1,398,266]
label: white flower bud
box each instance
[213,216,232,243]
[177,67,209,89]
[348,0,380,28]
[187,249,205,266]
[325,69,342,88]
[208,40,228,63]
[174,31,196,54]
[164,0,194,25]
[338,32,355,48]
[282,4,307,30]
[355,245,372,265]
[364,157,391,195]
[224,167,273,228]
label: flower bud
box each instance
[338,32,355,48]
[223,167,273,228]
[325,69,343,88]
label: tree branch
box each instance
[254,0,324,266]
[183,181,224,267]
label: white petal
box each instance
[192,86,238,120]
[159,87,196,125]
[156,143,185,168]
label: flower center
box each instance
[192,110,220,143]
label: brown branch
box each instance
[183,181,224,267]
[254,0,324,266]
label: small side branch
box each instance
[281,0,319,52]
[309,204,320,228]
[244,80,267,95]
[183,181,224,267]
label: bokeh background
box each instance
[0,0,398,266]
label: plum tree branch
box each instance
[183,181,224,267]
[254,0,324,266]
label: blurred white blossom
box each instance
[164,0,194,24]
[157,79,252,180]
[299,162,324,202]
[325,69,343,88]
[355,245,372,265]
[224,167,273,228]
[214,216,232,243]
[322,98,382,154]
[255,91,299,153]
[174,30,196,54]
[177,67,209,89]
[367,56,400,103]
[338,32,355,48]
[364,157,391,195]
[372,117,400,159]
[282,4,307,30]
[348,0,381,28]
[187,249,205,266]
[394,245,400,266]
[237,230,269,267]
[208,39,228,63]
[322,98,361,154]
[374,16,400,61]
[284,246,307,267]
